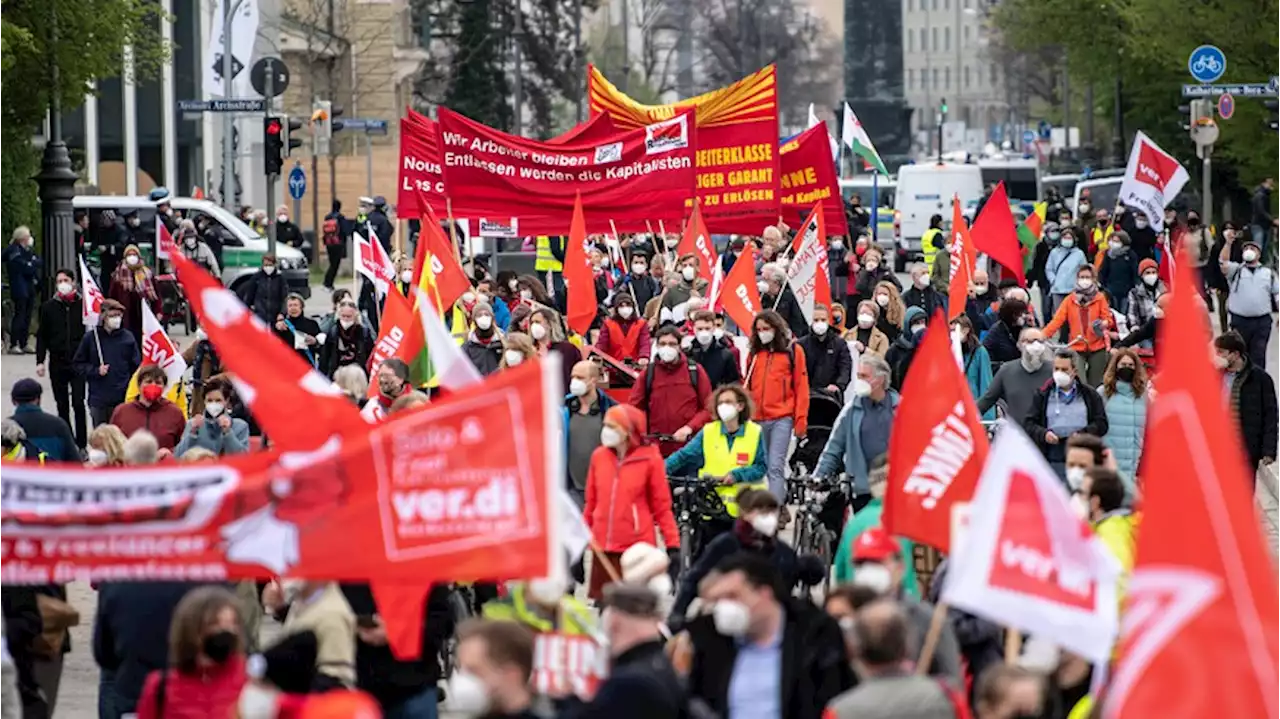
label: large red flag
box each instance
[970,182,1025,286]
[563,193,596,337]
[1105,255,1279,718]
[676,201,718,282]
[365,288,425,400]
[717,243,763,332]
[414,191,472,311]
[884,311,989,552]
[947,195,975,321]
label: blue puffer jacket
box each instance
[1104,382,1147,489]
[815,390,901,495]
[1045,245,1087,296]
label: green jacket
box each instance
[833,498,921,599]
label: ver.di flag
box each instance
[1105,253,1278,719]
[941,422,1121,665]
[717,243,763,333]
[1117,131,1189,232]
[141,303,188,391]
[841,102,888,175]
[79,256,104,327]
[884,311,987,551]
[355,231,396,297]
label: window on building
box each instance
[964,65,971,88]
[945,27,951,50]
[907,69,915,90]
[921,28,928,51]
[932,27,938,51]
[932,67,939,90]
[945,66,951,90]
[990,63,998,85]
[908,31,914,52]
[964,25,970,46]
[944,0,949,9]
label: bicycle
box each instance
[786,473,849,594]
[437,583,476,681]
[667,475,731,578]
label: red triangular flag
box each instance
[884,310,989,552]
[414,194,471,311]
[676,201,718,282]
[563,193,597,337]
[718,243,763,332]
[947,195,975,321]
[969,182,1025,286]
[1105,252,1279,718]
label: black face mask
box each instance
[202,630,237,664]
[1116,366,1136,383]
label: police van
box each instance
[73,195,310,298]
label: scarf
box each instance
[113,262,157,299]
[335,323,362,365]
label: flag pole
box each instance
[916,602,950,674]
[836,104,846,179]
[610,218,640,306]
[1003,627,1023,664]
[93,326,104,368]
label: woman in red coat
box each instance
[137,586,248,719]
[583,404,680,599]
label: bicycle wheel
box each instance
[813,527,835,593]
[679,523,694,576]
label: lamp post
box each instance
[221,0,247,211]
[37,8,79,299]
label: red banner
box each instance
[437,107,697,234]
[397,110,447,220]
[779,125,849,236]
[588,64,780,234]
[0,360,558,587]
[547,113,619,146]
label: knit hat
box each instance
[1138,258,1158,275]
[619,542,669,583]
[10,378,41,404]
[604,404,648,443]
[471,300,494,320]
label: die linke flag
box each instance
[947,196,975,322]
[969,182,1025,286]
[884,311,988,552]
[1105,253,1278,719]
[717,243,763,333]
[676,201,718,283]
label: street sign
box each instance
[287,166,306,200]
[1037,120,1051,140]
[342,118,390,135]
[178,98,265,113]
[250,57,290,98]
[1021,130,1035,145]
[1188,45,1226,83]
[1217,93,1236,120]
[1182,82,1278,98]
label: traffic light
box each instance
[310,101,345,155]
[264,116,284,175]
[939,97,948,116]
[1265,100,1279,131]
[1179,99,1213,131]
[286,116,303,155]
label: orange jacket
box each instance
[584,406,680,552]
[1043,292,1113,353]
[745,344,811,434]
[598,317,650,362]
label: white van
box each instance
[894,162,984,267]
[838,177,897,246]
[73,196,311,298]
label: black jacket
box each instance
[687,339,741,389]
[1252,185,1273,227]
[241,270,290,324]
[2,242,42,300]
[463,334,504,376]
[1229,359,1279,468]
[1031,240,1052,289]
[618,274,661,310]
[340,584,455,710]
[10,405,79,462]
[901,286,948,319]
[1023,380,1109,461]
[685,598,853,719]
[277,220,305,250]
[565,640,686,719]
[885,333,920,390]
[93,581,210,714]
[1100,249,1140,304]
[982,320,1021,365]
[36,293,86,368]
[274,314,323,367]
[799,330,852,392]
[764,286,809,340]
[320,323,374,377]
[3,585,47,719]
[72,326,141,408]
[367,210,395,253]
[670,528,799,623]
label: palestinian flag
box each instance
[841,102,889,175]
[1016,202,1047,277]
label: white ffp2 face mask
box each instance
[474,315,493,331]
[504,350,525,366]
[656,345,679,363]
[445,671,491,717]
[717,403,739,422]
[600,426,625,448]
[712,600,750,637]
[749,512,779,537]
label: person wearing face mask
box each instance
[629,326,712,457]
[3,226,43,355]
[978,328,1054,427]
[134,587,248,719]
[799,304,854,398]
[952,315,994,419]
[885,306,928,390]
[744,311,810,498]
[963,269,997,332]
[828,234,851,302]
[178,219,221,276]
[320,301,373,378]
[920,213,946,281]
[361,358,413,423]
[684,552,853,719]
[1042,265,1113,387]
[86,423,127,467]
[617,253,661,310]
[853,248,900,307]
[1220,232,1278,370]
[660,253,700,311]
[583,404,680,599]
[1213,331,1277,474]
[686,311,741,388]
[528,306,582,390]
[1116,291,1170,361]
[272,205,305,249]
[577,584,687,719]
[867,281,905,343]
[758,262,810,339]
[73,299,141,426]
[829,301,848,334]
[816,353,899,508]
[241,253,289,324]
[447,619,541,719]
[1100,349,1149,483]
[462,301,506,376]
[174,379,249,457]
[1044,228,1087,337]
[473,278,512,331]
[597,295,652,367]
[1098,230,1139,315]
[1060,433,1106,517]
[273,294,324,368]
[1023,349,1109,480]
[106,243,160,346]
[844,300,890,358]
[562,361,618,507]
[110,364,187,450]
[35,269,89,446]
[902,261,948,320]
[500,331,538,371]
[1125,258,1166,343]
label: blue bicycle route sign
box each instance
[287,166,306,200]
[1188,45,1226,84]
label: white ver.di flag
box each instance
[79,256,105,328]
[141,303,189,391]
[203,0,260,98]
[354,231,395,297]
[1117,131,1190,232]
[785,212,825,324]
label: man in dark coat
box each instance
[1215,331,1278,473]
[241,254,289,324]
[71,299,141,426]
[36,268,89,446]
[3,226,43,353]
[368,196,396,254]
[799,304,853,397]
[9,379,79,462]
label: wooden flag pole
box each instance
[915,602,950,675]
[1004,628,1023,664]
[610,219,640,306]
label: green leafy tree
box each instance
[442,0,514,130]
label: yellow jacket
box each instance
[125,371,189,418]
[481,584,595,636]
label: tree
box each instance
[442,0,514,130]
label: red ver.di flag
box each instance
[940,423,1121,664]
[437,106,697,234]
[141,303,188,391]
[716,243,762,334]
[79,255,105,327]
[884,311,988,552]
[1105,254,1278,719]
[1117,131,1189,232]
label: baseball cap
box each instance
[852,527,901,562]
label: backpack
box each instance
[322,217,341,246]
[642,358,700,413]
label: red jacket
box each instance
[110,398,187,450]
[627,353,713,456]
[597,317,651,363]
[584,411,680,552]
[137,655,247,719]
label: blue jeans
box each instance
[759,417,794,499]
[383,687,438,719]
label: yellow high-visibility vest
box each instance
[534,236,563,272]
[702,421,765,517]
[921,228,944,270]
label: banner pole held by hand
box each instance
[916,601,949,675]
[1004,627,1023,664]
